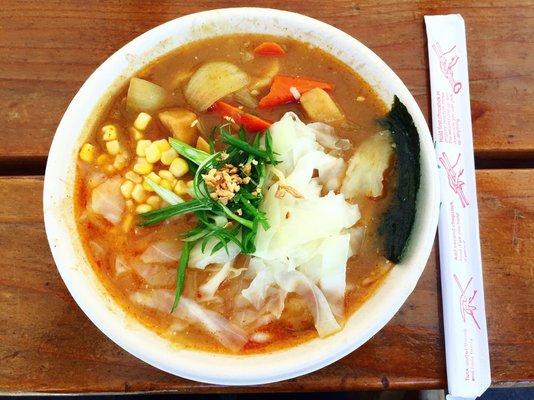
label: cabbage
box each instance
[140,241,182,263]
[274,269,341,337]
[316,234,351,318]
[132,261,175,287]
[240,113,361,337]
[89,176,125,224]
[341,130,394,199]
[199,261,240,300]
[188,237,240,269]
[131,289,247,351]
[114,255,129,276]
[255,190,359,260]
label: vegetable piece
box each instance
[137,199,212,226]
[169,138,210,165]
[144,177,183,205]
[275,269,341,337]
[79,143,96,162]
[169,158,189,178]
[250,59,280,90]
[307,122,351,151]
[133,112,152,131]
[141,241,182,263]
[253,42,285,57]
[158,108,198,146]
[189,238,241,270]
[89,177,125,225]
[132,261,176,287]
[171,241,191,312]
[126,78,167,113]
[130,289,244,350]
[258,75,333,109]
[196,136,210,153]
[212,101,271,133]
[300,88,344,123]
[378,96,421,263]
[341,130,394,199]
[232,88,258,108]
[184,62,250,111]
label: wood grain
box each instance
[1,0,533,166]
[0,170,531,393]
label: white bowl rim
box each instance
[43,7,439,386]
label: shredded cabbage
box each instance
[132,289,247,351]
[188,237,240,270]
[241,113,360,337]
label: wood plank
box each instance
[0,0,533,164]
[0,170,531,393]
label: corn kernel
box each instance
[145,142,161,163]
[79,143,96,162]
[160,148,178,165]
[196,136,210,153]
[125,199,135,210]
[103,164,115,174]
[120,180,134,199]
[158,169,174,181]
[186,180,194,188]
[96,153,112,166]
[146,195,161,208]
[133,157,153,175]
[129,126,143,140]
[169,157,189,178]
[122,213,134,232]
[154,139,171,152]
[143,181,154,192]
[106,139,120,155]
[146,172,161,184]
[101,125,118,141]
[131,183,148,203]
[133,112,152,131]
[125,171,142,183]
[174,180,188,196]
[136,139,151,157]
[143,172,161,191]
[113,154,128,170]
[159,179,173,190]
[136,204,153,214]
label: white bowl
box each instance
[43,8,439,386]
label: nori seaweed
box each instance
[378,96,421,263]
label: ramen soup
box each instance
[75,35,420,353]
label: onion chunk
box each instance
[184,62,249,111]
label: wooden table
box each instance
[0,0,532,394]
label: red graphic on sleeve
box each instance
[432,42,462,94]
[454,274,481,330]
[439,152,469,208]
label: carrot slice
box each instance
[212,101,272,133]
[253,42,285,57]
[258,75,334,109]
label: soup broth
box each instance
[75,34,396,354]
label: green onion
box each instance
[169,137,210,165]
[170,241,191,313]
[137,123,280,312]
[218,202,254,229]
[138,199,211,226]
[144,177,183,205]
[220,130,270,160]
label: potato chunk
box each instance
[300,88,344,123]
[158,108,198,145]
